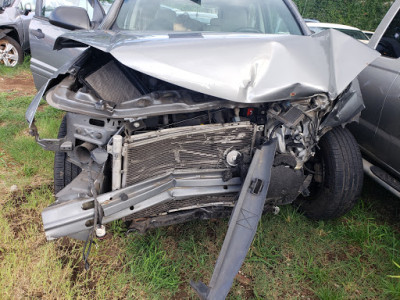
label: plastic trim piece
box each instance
[191,140,277,300]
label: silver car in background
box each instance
[0,0,34,66]
[307,22,370,43]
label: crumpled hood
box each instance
[56,30,380,103]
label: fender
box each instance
[0,27,12,39]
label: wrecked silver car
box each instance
[25,0,379,298]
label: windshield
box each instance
[113,0,302,35]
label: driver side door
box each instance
[29,0,106,90]
[350,3,400,178]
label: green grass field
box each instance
[1,63,400,299]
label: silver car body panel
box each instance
[25,52,84,125]
[54,29,379,103]
[25,29,380,241]
[25,29,379,126]
[28,0,106,90]
[349,0,400,181]
[24,1,382,295]
[29,16,87,89]
[0,0,34,51]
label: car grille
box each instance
[123,122,256,187]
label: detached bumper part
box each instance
[41,170,242,241]
[191,140,277,300]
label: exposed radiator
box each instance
[122,122,257,187]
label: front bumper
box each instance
[43,169,242,241]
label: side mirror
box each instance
[24,3,32,16]
[49,6,91,30]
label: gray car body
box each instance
[29,0,106,89]
[54,29,375,103]
[25,0,380,298]
[349,0,400,195]
[25,0,379,240]
[0,0,33,51]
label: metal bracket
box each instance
[30,120,72,152]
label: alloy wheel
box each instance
[0,39,19,67]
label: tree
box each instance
[294,0,393,31]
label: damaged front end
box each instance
[26,30,378,299]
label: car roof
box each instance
[306,22,363,31]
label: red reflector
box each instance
[246,108,254,117]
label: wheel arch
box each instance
[0,27,20,45]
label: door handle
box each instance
[31,29,45,39]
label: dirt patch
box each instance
[8,187,31,208]
[7,184,53,207]
[6,207,43,239]
[4,185,53,239]
[325,249,349,262]
[171,284,191,300]
[56,237,84,284]
[161,236,179,260]
[0,72,36,96]
[56,234,128,297]
[0,148,18,196]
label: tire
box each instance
[54,115,81,194]
[295,126,363,220]
[0,36,23,67]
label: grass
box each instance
[1,62,400,299]
[0,55,31,78]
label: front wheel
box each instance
[295,127,363,220]
[0,36,23,67]
[54,115,81,194]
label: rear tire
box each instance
[0,36,23,67]
[296,127,363,220]
[54,115,81,194]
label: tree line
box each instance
[293,0,394,31]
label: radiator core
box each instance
[123,123,257,187]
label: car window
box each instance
[113,0,302,35]
[99,0,113,13]
[377,9,400,59]
[41,0,94,19]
